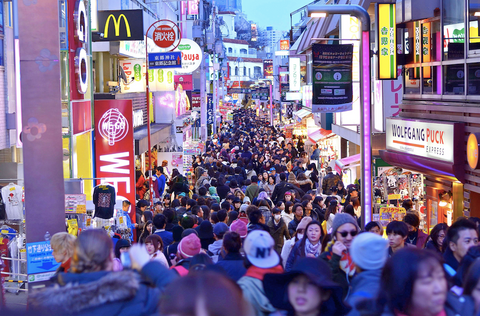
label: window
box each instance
[443,0,465,60]
[405,67,421,94]
[235,66,238,76]
[468,63,480,94]
[240,48,247,54]
[228,47,233,53]
[469,0,480,53]
[248,68,251,77]
[444,64,465,94]
[243,66,246,76]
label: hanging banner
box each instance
[312,43,353,113]
[423,22,431,79]
[206,93,214,125]
[94,100,136,217]
[263,59,273,78]
[191,91,201,109]
[289,57,301,91]
[377,3,397,80]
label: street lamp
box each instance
[307,4,372,228]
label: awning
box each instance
[134,123,171,155]
[308,128,333,143]
[293,107,312,121]
[379,150,465,183]
[335,154,361,174]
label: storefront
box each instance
[379,117,465,229]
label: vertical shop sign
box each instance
[263,59,273,78]
[207,93,214,125]
[191,92,201,109]
[94,100,135,214]
[423,22,431,79]
[414,21,421,78]
[19,0,66,242]
[312,43,353,113]
[289,57,300,91]
[377,3,397,80]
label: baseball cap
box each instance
[270,167,276,172]
[244,230,280,269]
[213,222,229,236]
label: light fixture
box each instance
[310,12,327,18]
[439,191,452,207]
[475,11,480,17]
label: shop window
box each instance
[422,66,439,94]
[235,66,238,76]
[443,0,465,60]
[467,63,480,94]
[469,0,480,53]
[243,66,246,76]
[405,67,421,94]
[444,64,465,95]
[422,21,441,62]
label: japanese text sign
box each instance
[148,52,182,69]
[377,4,397,80]
[27,241,60,274]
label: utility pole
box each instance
[200,0,207,141]
[212,1,217,136]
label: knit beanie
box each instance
[230,219,248,238]
[288,172,296,182]
[209,186,217,196]
[297,216,312,231]
[178,233,201,258]
[331,213,360,236]
[350,232,388,270]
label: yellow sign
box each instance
[67,219,78,236]
[76,205,86,214]
[378,4,397,80]
[467,133,480,169]
[422,22,431,78]
[104,14,131,38]
[388,194,401,200]
[379,207,406,222]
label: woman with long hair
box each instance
[285,220,324,272]
[138,220,153,244]
[263,175,276,197]
[425,223,448,254]
[145,234,168,267]
[324,200,338,233]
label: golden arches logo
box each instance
[104,14,131,38]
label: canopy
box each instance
[308,128,332,143]
[335,154,361,174]
[293,108,312,121]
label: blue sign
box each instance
[148,52,182,69]
[206,93,213,125]
[27,241,60,274]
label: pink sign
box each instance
[174,75,193,91]
[188,0,199,15]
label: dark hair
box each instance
[145,234,164,252]
[163,209,175,224]
[343,204,356,217]
[189,253,214,271]
[191,205,201,216]
[463,258,480,297]
[246,205,259,217]
[447,218,478,244]
[114,239,131,259]
[378,248,445,314]
[217,209,228,222]
[351,197,360,208]
[293,203,303,214]
[181,215,195,229]
[285,201,294,214]
[403,213,420,228]
[301,200,310,211]
[428,223,448,253]
[211,203,221,212]
[153,214,167,230]
[198,187,208,196]
[280,173,286,181]
[227,211,239,226]
[313,196,323,205]
[201,205,210,221]
[171,199,181,208]
[181,197,187,207]
[122,200,131,207]
[454,246,480,287]
[251,175,258,183]
[210,212,219,224]
[223,231,242,253]
[258,199,270,209]
[365,221,381,232]
[138,220,153,244]
[248,209,263,224]
[386,221,409,238]
[271,207,281,215]
[221,201,231,211]
[324,201,338,221]
[402,199,413,210]
[187,199,197,208]
[297,220,323,258]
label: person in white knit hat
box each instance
[346,232,388,315]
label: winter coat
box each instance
[215,252,247,282]
[28,261,177,316]
[319,250,354,300]
[245,183,260,202]
[285,240,303,272]
[246,169,257,180]
[405,229,429,249]
[258,206,272,224]
[216,184,231,200]
[281,238,297,268]
[346,269,382,316]
[288,217,302,237]
[298,178,313,193]
[271,181,305,204]
[267,218,291,254]
[195,175,210,194]
[281,211,294,227]
[136,175,147,199]
[322,172,341,195]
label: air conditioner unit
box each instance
[192,25,203,39]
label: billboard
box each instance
[263,59,273,78]
[289,57,301,91]
[377,4,397,79]
[251,24,257,41]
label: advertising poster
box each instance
[379,206,406,228]
[207,93,214,125]
[312,43,353,113]
[191,91,201,109]
[263,59,273,78]
[174,74,193,90]
[172,153,183,168]
[377,3,397,80]
[175,84,190,115]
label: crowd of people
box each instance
[4,109,480,316]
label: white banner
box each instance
[386,118,455,163]
[289,57,300,91]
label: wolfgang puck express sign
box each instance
[386,118,460,163]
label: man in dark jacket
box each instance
[215,231,246,281]
[247,209,269,232]
[288,204,304,236]
[443,219,478,274]
[403,213,429,249]
[135,200,149,241]
[322,167,341,195]
[271,173,305,204]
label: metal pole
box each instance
[307,4,372,228]
[145,29,154,208]
[269,83,273,126]
[200,0,207,141]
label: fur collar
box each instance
[297,179,312,186]
[28,270,139,314]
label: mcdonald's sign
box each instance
[96,10,144,41]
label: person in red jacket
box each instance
[136,170,147,199]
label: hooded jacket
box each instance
[346,269,382,316]
[297,178,313,193]
[28,261,176,316]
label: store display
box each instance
[92,184,116,219]
[1,183,24,220]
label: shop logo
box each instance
[98,108,129,146]
[104,14,131,39]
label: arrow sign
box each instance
[27,241,61,274]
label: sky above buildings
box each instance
[242,0,312,31]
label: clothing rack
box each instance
[0,220,27,294]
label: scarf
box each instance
[324,240,356,277]
[305,238,321,257]
[244,264,284,281]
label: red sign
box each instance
[94,100,136,224]
[154,25,176,48]
[191,92,201,109]
[72,100,92,134]
[174,75,193,90]
[280,40,290,50]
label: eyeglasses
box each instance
[337,230,358,238]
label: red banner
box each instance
[94,100,136,223]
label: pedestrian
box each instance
[138,220,153,244]
[208,222,229,262]
[288,203,304,236]
[267,208,291,254]
[111,239,130,272]
[443,218,478,274]
[463,258,480,315]
[282,201,295,226]
[171,232,202,276]
[425,223,448,254]
[153,213,174,247]
[286,220,323,272]
[324,200,338,234]
[145,234,168,267]
[403,213,428,248]
[263,258,351,316]
[135,199,149,241]
[247,208,269,232]
[215,231,247,282]
[50,232,76,275]
[364,221,383,236]
[322,167,341,195]
[28,230,177,315]
[320,213,359,299]
[347,232,388,316]
[297,172,313,192]
[281,216,312,268]
[386,220,413,256]
[164,225,184,266]
[237,230,284,316]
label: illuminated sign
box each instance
[174,39,203,73]
[97,10,144,41]
[148,52,182,69]
[386,118,456,163]
[289,57,300,91]
[467,133,480,169]
[377,3,397,80]
[74,0,88,95]
[280,40,290,50]
[423,22,431,79]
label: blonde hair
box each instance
[71,229,112,273]
[50,232,76,259]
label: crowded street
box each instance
[2,0,480,315]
